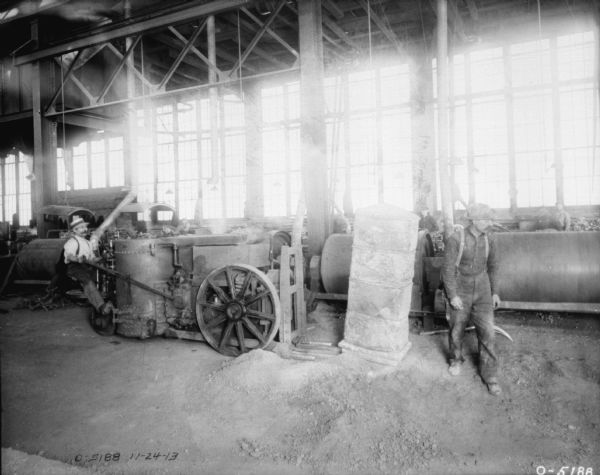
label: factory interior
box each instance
[1,0,599,474]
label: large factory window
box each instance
[0,152,31,226]
[324,65,412,214]
[558,32,599,205]
[69,135,125,191]
[442,25,599,209]
[261,83,301,217]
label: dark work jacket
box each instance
[442,225,499,300]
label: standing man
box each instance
[442,203,501,396]
[63,215,113,316]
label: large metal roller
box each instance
[321,231,433,295]
[13,238,67,279]
[320,231,600,305]
[495,231,600,304]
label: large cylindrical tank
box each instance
[495,231,600,303]
[14,239,67,279]
[322,230,600,306]
[339,205,418,364]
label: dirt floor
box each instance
[1,294,599,475]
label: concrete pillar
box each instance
[410,48,436,212]
[298,0,329,256]
[339,204,418,366]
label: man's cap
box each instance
[70,215,87,230]
[466,203,494,220]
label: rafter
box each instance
[52,56,94,106]
[240,7,299,59]
[14,0,254,65]
[228,0,287,77]
[157,21,206,90]
[356,0,405,54]
[168,26,224,79]
[46,50,84,113]
[96,35,141,104]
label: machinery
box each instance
[314,230,600,316]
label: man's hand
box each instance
[450,296,463,310]
[492,294,501,309]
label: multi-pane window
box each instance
[133,94,245,220]
[68,135,124,191]
[261,83,301,217]
[443,27,599,209]
[558,32,600,206]
[325,65,412,214]
[0,152,31,226]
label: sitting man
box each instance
[63,215,113,315]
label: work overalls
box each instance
[442,226,499,383]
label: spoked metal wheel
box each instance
[196,264,281,357]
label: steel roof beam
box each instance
[228,0,286,77]
[13,0,255,65]
[356,0,405,54]
[157,21,206,90]
[240,7,299,59]
[96,35,141,103]
[168,26,224,79]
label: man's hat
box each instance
[70,215,87,230]
[466,203,494,220]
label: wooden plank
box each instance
[279,245,293,343]
[291,246,306,337]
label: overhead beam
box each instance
[168,26,224,79]
[157,21,206,90]
[286,3,358,51]
[57,113,125,133]
[14,0,255,65]
[106,43,155,90]
[43,66,299,118]
[53,57,94,104]
[356,0,405,54]
[228,0,287,77]
[323,0,345,20]
[241,7,299,59]
[96,35,141,103]
[46,49,84,113]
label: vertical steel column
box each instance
[31,20,57,237]
[298,0,329,256]
[125,0,138,194]
[208,15,220,185]
[436,0,453,238]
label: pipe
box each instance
[319,231,600,311]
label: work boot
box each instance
[487,382,502,396]
[448,361,462,376]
